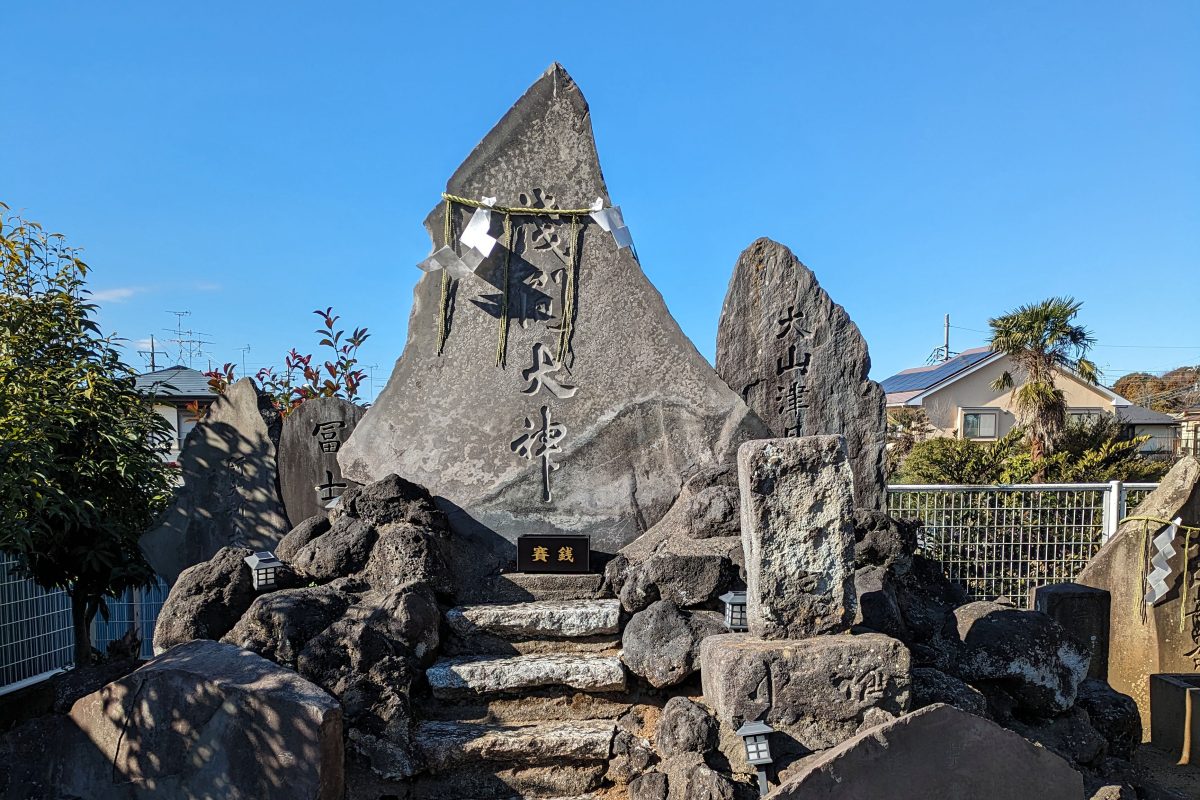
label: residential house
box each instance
[1178,407,1200,456]
[134,366,216,462]
[881,347,1180,455]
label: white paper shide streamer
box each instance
[416,197,498,280]
[1144,517,1183,606]
[590,197,633,249]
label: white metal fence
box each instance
[888,480,1157,607]
[0,552,168,694]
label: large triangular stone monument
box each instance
[339,65,767,556]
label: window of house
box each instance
[177,407,198,450]
[962,410,998,440]
[1068,410,1102,426]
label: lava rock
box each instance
[623,601,725,688]
[152,545,256,653]
[629,771,670,800]
[855,564,907,639]
[853,509,919,568]
[656,697,717,757]
[290,517,378,582]
[1075,679,1141,761]
[276,514,332,562]
[661,754,736,800]
[221,581,355,667]
[951,601,1091,716]
[685,483,740,540]
[617,553,735,614]
[911,667,988,718]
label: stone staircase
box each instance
[412,577,631,800]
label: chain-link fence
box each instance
[0,552,167,694]
[888,481,1157,607]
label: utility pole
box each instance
[240,344,251,376]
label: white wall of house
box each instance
[893,353,1177,454]
[913,357,1117,439]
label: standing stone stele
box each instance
[141,378,291,583]
[1076,455,1200,730]
[338,64,767,559]
[738,435,857,639]
[716,238,886,510]
[278,396,365,525]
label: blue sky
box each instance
[3,2,1197,401]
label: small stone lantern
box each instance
[720,590,748,631]
[736,718,775,797]
[243,551,282,592]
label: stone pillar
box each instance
[1031,582,1110,680]
[738,435,856,640]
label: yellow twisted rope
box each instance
[442,192,598,216]
[496,212,513,367]
[557,214,581,365]
[436,194,601,364]
[436,199,454,355]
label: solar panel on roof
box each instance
[880,350,993,394]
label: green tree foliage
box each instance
[894,430,1026,484]
[886,407,934,478]
[0,206,175,665]
[894,417,1169,485]
[1113,367,1200,414]
[196,308,371,418]
[988,296,1098,466]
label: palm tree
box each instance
[988,296,1099,466]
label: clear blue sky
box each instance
[3,3,1197,401]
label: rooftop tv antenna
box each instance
[926,314,958,364]
[163,310,213,368]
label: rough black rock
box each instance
[656,697,717,757]
[153,545,256,653]
[950,601,1091,716]
[1075,679,1141,761]
[276,513,332,562]
[911,666,988,718]
[622,600,725,688]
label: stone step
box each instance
[440,633,620,658]
[447,599,621,640]
[417,691,634,726]
[416,719,616,771]
[427,653,627,699]
[485,572,610,602]
[406,764,605,800]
